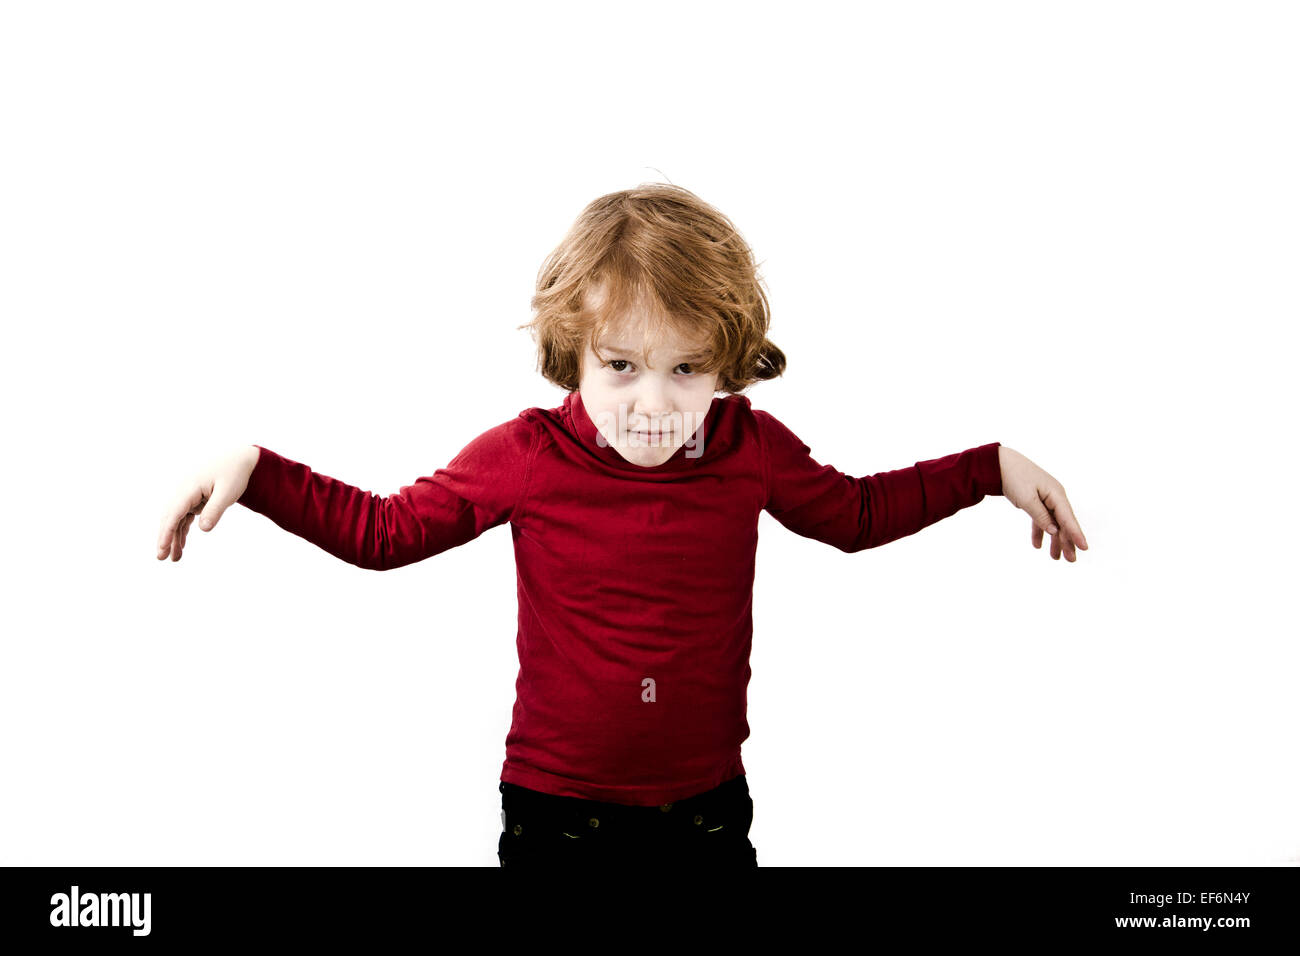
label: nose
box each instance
[631,379,673,425]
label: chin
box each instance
[621,443,674,462]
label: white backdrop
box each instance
[3,0,1296,866]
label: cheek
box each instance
[683,378,718,406]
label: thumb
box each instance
[198,482,235,532]
[1030,499,1058,536]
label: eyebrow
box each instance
[597,342,711,360]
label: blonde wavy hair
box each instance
[517,183,787,395]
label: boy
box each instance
[156,184,1088,868]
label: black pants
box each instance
[497,774,758,869]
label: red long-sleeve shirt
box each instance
[237,389,1002,806]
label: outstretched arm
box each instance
[755,409,1002,553]
[235,415,539,571]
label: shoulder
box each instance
[737,398,813,458]
[447,408,541,467]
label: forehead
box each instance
[593,335,710,358]
[583,283,709,357]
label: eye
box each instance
[601,359,699,375]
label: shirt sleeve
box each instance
[753,409,1002,553]
[236,413,541,571]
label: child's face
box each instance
[579,323,721,467]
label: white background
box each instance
[3,1,1296,866]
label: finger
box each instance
[1050,519,1075,562]
[1032,520,1043,549]
[1043,485,1086,550]
[158,500,188,560]
[157,509,177,557]
[175,507,197,561]
[1056,502,1087,552]
[1050,530,1061,560]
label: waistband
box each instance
[499,773,749,822]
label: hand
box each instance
[998,446,1089,562]
[156,444,261,562]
